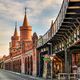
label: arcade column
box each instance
[33,48,37,76]
[21,54,25,74]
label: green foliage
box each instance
[43,57,50,62]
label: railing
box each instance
[37,37,43,48]
[58,73,80,80]
[37,0,69,48]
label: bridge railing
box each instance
[37,0,69,48]
[37,37,43,48]
[58,73,80,80]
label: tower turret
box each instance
[32,32,38,47]
[11,22,19,48]
[20,8,32,42]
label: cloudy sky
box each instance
[0,0,63,57]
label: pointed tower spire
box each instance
[23,8,29,26]
[11,22,19,48]
[14,22,18,36]
[51,20,53,27]
[20,8,32,41]
[25,7,26,15]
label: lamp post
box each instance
[47,43,52,55]
[47,43,53,79]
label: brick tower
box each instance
[11,23,19,48]
[20,8,32,42]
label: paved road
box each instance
[0,69,37,80]
[0,69,52,80]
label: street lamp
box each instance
[50,56,53,61]
[47,43,52,55]
[47,43,54,80]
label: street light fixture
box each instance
[47,43,52,55]
[50,56,53,61]
[47,42,56,79]
[47,42,54,80]
[47,43,53,79]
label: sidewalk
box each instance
[2,69,57,80]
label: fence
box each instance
[58,73,80,80]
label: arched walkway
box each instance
[13,59,21,73]
[30,56,33,75]
[25,57,28,74]
[27,56,29,74]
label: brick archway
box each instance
[30,55,33,75]
[25,57,28,74]
[28,56,29,74]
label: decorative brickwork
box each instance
[3,9,38,76]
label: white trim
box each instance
[12,55,21,61]
[25,50,33,56]
[4,59,11,63]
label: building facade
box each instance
[3,9,38,76]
